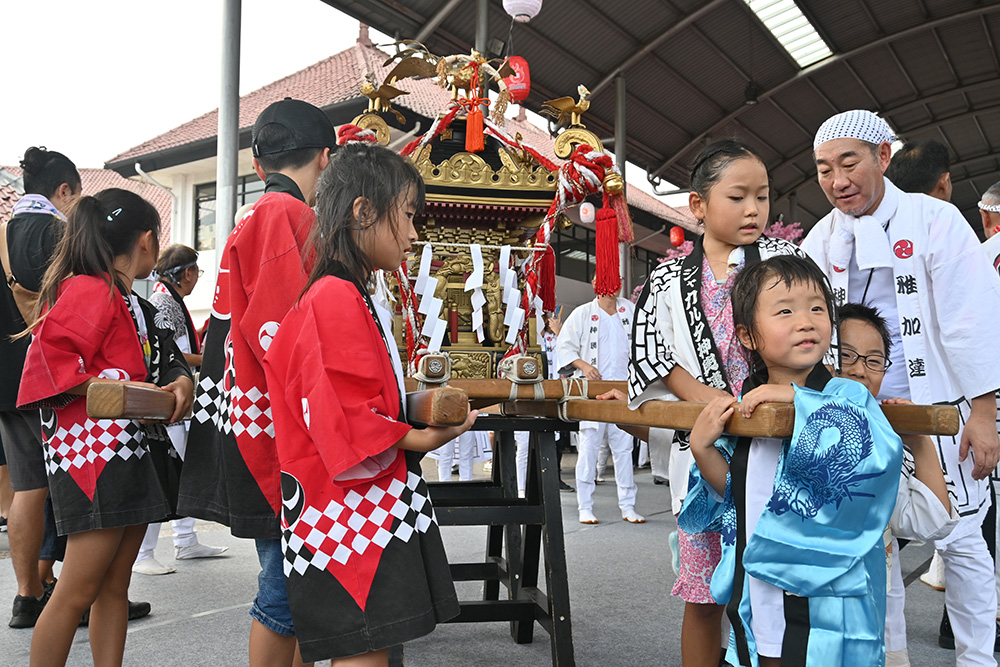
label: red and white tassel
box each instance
[594,194,622,297]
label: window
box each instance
[552,224,596,283]
[631,246,663,288]
[743,0,832,68]
[550,225,664,286]
[194,175,266,251]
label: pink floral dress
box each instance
[672,253,750,604]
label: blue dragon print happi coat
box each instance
[678,376,903,667]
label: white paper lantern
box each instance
[579,201,596,224]
[503,0,542,23]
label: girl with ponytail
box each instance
[17,188,194,666]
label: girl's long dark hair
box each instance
[731,254,836,386]
[27,188,160,330]
[308,142,425,290]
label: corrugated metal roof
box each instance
[317,0,1000,231]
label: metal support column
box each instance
[416,0,464,43]
[615,74,631,294]
[789,191,799,223]
[215,0,241,256]
[476,0,489,53]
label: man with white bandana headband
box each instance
[802,109,1000,667]
[979,182,1000,271]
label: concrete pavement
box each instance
[0,457,966,666]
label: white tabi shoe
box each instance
[622,510,646,524]
[132,557,176,575]
[919,550,946,591]
[175,543,230,560]
[579,509,599,524]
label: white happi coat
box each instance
[984,233,1000,278]
[802,178,1000,515]
[556,297,634,379]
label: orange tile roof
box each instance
[105,38,696,235]
[106,41,449,166]
[0,167,173,246]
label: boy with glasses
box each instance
[838,301,958,667]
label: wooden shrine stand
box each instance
[428,416,577,666]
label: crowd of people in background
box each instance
[1,100,1000,667]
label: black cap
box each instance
[251,98,337,157]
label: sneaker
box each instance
[559,480,574,492]
[579,509,599,524]
[79,600,151,626]
[0,516,7,532]
[622,509,646,524]
[668,531,680,575]
[594,474,606,485]
[9,594,46,628]
[653,476,669,486]
[42,579,57,601]
[175,543,229,560]
[133,556,176,575]
[920,550,946,591]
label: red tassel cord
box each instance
[594,194,622,297]
[610,191,634,243]
[539,245,556,312]
[457,60,488,153]
[465,105,485,152]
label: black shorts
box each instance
[0,409,46,492]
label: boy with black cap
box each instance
[179,98,335,667]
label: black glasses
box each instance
[840,349,892,373]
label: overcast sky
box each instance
[3,1,686,205]
[2,0,387,168]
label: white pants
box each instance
[515,431,529,492]
[885,538,907,653]
[648,428,673,481]
[576,421,636,513]
[937,508,998,666]
[597,441,611,476]
[138,518,198,560]
[436,432,476,482]
[138,421,199,560]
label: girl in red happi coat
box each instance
[18,188,193,666]
[263,128,478,665]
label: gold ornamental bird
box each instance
[541,84,592,127]
[383,55,439,84]
[360,72,408,124]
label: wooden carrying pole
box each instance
[86,381,470,428]
[498,399,960,438]
[87,382,176,421]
